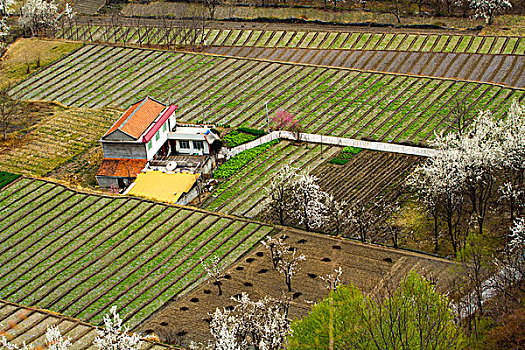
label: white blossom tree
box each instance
[93,306,141,350]
[0,0,14,37]
[264,165,297,226]
[202,256,226,296]
[348,199,381,243]
[192,293,290,350]
[263,235,305,292]
[324,195,350,236]
[262,235,287,270]
[291,174,327,232]
[468,0,512,24]
[0,326,71,350]
[18,0,74,36]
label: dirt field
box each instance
[137,229,455,348]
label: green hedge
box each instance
[0,171,21,190]
[213,140,279,179]
[329,146,362,165]
[223,130,259,148]
[237,127,267,136]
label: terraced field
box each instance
[0,177,274,328]
[57,26,525,55]
[0,300,175,350]
[207,47,525,87]
[202,141,419,232]
[12,45,524,144]
[0,106,119,176]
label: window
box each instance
[179,140,190,149]
[193,141,204,150]
[162,124,167,132]
[155,131,160,141]
[147,141,152,150]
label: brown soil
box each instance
[136,228,456,348]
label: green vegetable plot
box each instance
[0,178,274,328]
[57,26,525,55]
[11,45,524,144]
[0,172,21,190]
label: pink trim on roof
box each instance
[142,105,178,143]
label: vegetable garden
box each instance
[206,46,525,88]
[0,172,21,189]
[0,178,274,328]
[11,45,524,144]
[56,26,525,55]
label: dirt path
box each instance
[75,15,473,35]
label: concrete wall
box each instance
[102,142,148,159]
[146,122,170,159]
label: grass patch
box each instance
[329,146,362,165]
[1,38,83,86]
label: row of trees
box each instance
[265,165,402,246]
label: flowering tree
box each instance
[193,293,290,350]
[324,195,350,236]
[291,174,327,232]
[498,101,525,222]
[264,165,297,226]
[18,0,74,36]
[1,326,71,350]
[93,306,141,350]
[262,235,287,270]
[0,0,13,37]
[202,256,226,296]
[270,109,297,131]
[276,247,306,292]
[468,0,512,24]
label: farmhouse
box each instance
[96,97,219,194]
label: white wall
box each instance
[146,121,170,160]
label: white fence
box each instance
[226,131,438,158]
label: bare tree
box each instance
[348,199,381,243]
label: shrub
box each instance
[237,127,267,136]
[213,140,279,179]
[329,146,362,165]
[223,130,259,148]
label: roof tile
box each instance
[96,158,148,178]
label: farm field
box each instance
[0,177,274,328]
[0,105,119,176]
[56,26,525,55]
[203,140,419,238]
[11,44,524,144]
[206,47,525,88]
[138,229,456,347]
[0,300,175,350]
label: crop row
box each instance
[207,46,525,88]
[55,25,525,55]
[0,178,274,327]
[11,45,524,144]
[0,171,21,190]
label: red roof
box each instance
[103,97,166,140]
[96,158,148,178]
[142,105,177,143]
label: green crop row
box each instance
[213,139,279,179]
[0,172,21,190]
[329,146,362,165]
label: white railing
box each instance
[226,131,438,158]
